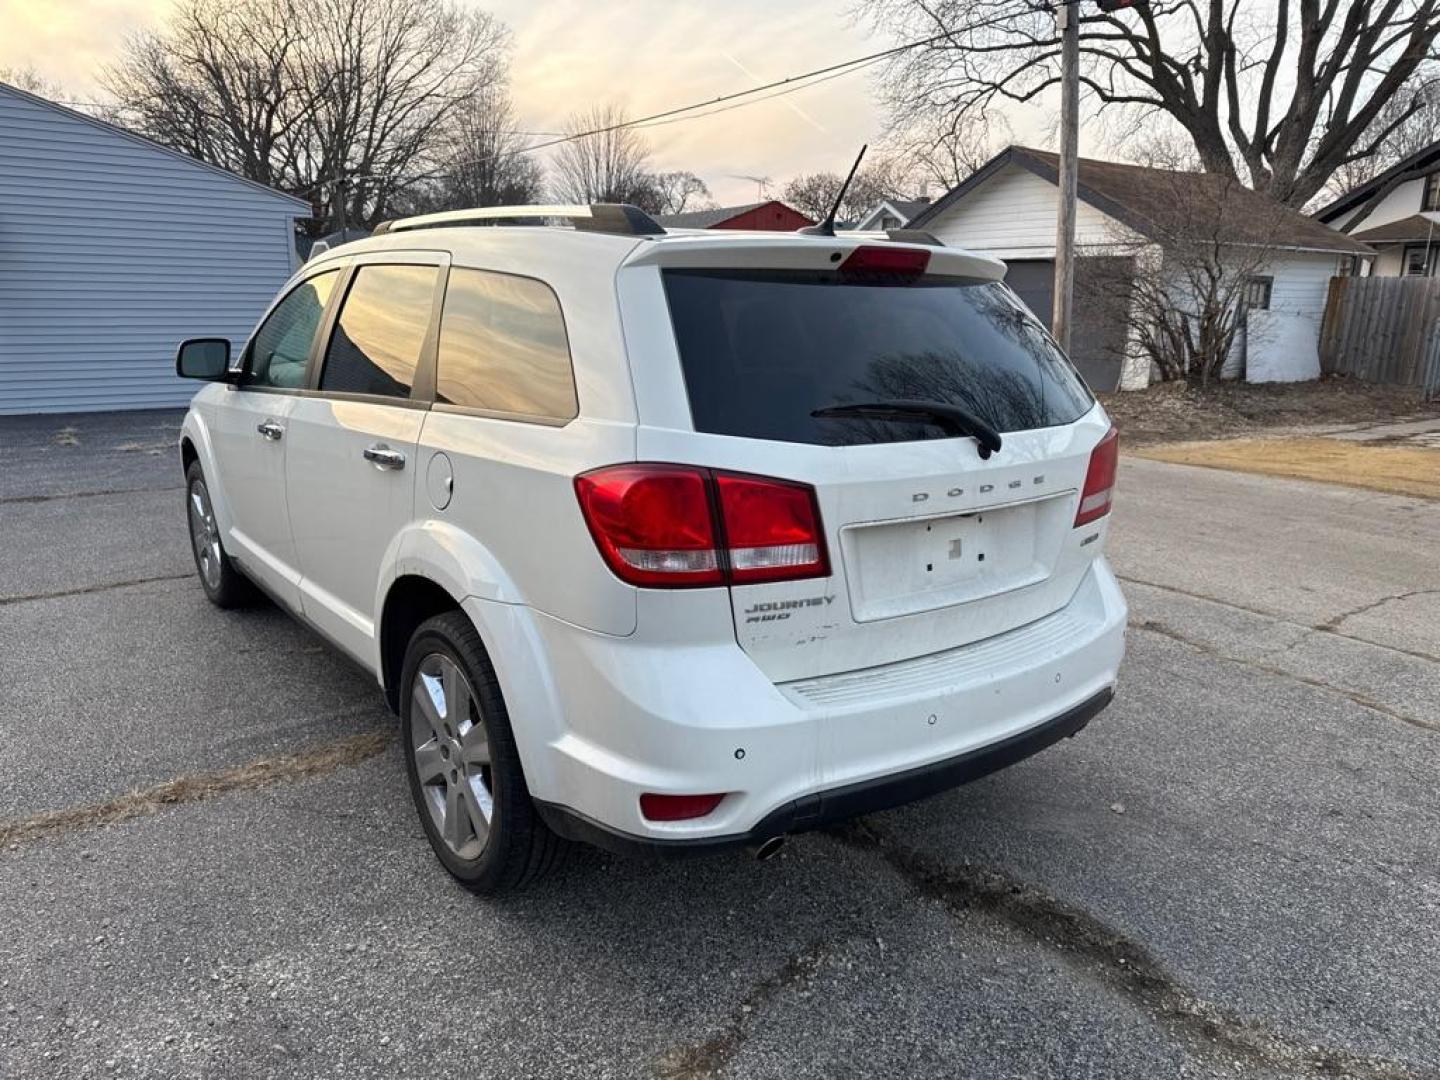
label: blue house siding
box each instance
[0,85,308,414]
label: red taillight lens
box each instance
[714,473,829,584]
[1075,427,1119,527]
[575,465,830,588]
[574,465,722,587]
[640,792,726,821]
[840,245,930,276]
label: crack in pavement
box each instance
[830,820,1431,1080]
[0,484,182,506]
[1315,589,1440,634]
[1131,617,1438,735]
[1118,574,1440,666]
[0,572,193,608]
[0,729,393,851]
[653,939,834,1080]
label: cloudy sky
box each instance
[0,0,1056,204]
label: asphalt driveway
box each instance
[2,409,1438,1079]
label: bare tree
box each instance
[643,171,714,216]
[1324,65,1440,221]
[550,105,656,205]
[859,0,1440,208]
[783,160,917,223]
[393,85,542,214]
[883,109,1004,192]
[104,0,510,230]
[1079,173,1293,386]
[0,66,64,97]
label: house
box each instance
[852,198,932,231]
[1315,139,1440,278]
[909,145,1371,390]
[658,200,813,231]
[0,82,309,414]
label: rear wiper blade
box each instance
[811,399,1003,458]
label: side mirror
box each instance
[176,338,232,380]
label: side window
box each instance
[1242,275,1273,311]
[246,270,339,388]
[435,268,577,421]
[1423,172,1440,213]
[319,264,439,399]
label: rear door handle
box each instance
[363,444,406,471]
[256,419,284,441]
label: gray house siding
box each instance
[0,85,308,414]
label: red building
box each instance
[658,199,814,231]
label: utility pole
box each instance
[1052,0,1080,354]
[335,174,349,237]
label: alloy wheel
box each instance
[187,479,223,590]
[410,653,494,859]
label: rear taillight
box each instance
[714,472,828,584]
[573,465,723,587]
[1075,427,1119,527]
[575,465,829,588]
[640,792,726,821]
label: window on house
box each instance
[1423,172,1440,213]
[1242,276,1273,311]
[1403,245,1438,277]
[1336,256,1359,278]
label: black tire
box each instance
[400,611,566,894]
[184,461,257,609]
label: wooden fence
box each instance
[1320,276,1440,398]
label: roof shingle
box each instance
[1350,213,1440,245]
[913,146,1371,256]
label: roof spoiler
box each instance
[885,228,945,247]
[373,203,665,238]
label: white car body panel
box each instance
[178,221,1126,849]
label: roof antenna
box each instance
[799,144,867,237]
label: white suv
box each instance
[176,204,1126,893]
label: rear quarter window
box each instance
[435,268,576,421]
[662,270,1094,445]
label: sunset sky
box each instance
[0,0,1057,204]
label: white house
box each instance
[1315,139,1440,278]
[852,198,932,231]
[0,82,309,414]
[909,146,1372,390]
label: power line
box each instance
[509,29,958,157]
[628,55,891,133]
[407,31,949,184]
[274,26,969,195]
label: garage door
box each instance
[1002,259,1130,392]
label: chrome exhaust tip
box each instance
[752,835,786,862]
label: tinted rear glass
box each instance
[662,270,1094,445]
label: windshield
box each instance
[662,269,1094,446]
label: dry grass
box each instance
[1133,437,1440,500]
[1100,377,1440,447]
[0,730,392,851]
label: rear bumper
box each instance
[534,686,1112,858]
[475,558,1126,854]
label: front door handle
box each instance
[256,419,284,441]
[363,444,406,471]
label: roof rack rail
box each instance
[372,203,665,238]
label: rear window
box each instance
[662,270,1094,445]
